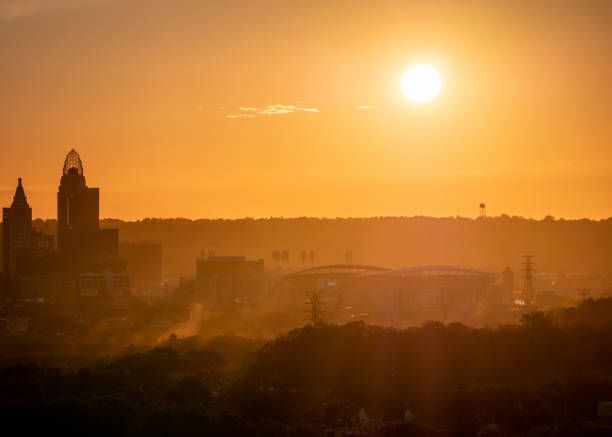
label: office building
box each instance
[119,242,162,291]
[56,149,121,272]
[196,255,265,306]
[2,178,32,287]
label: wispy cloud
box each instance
[0,0,95,21]
[355,105,375,110]
[270,104,319,113]
[226,114,255,119]
[227,104,320,118]
[259,106,294,115]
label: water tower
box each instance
[479,203,487,218]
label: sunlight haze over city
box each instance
[2,0,612,219]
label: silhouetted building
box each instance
[20,273,77,302]
[196,255,265,306]
[536,290,559,308]
[79,271,130,298]
[502,266,514,304]
[32,232,54,253]
[119,242,162,291]
[58,150,99,250]
[2,178,32,288]
[56,149,120,272]
[2,179,56,295]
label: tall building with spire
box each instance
[2,178,33,287]
[57,149,119,272]
[57,149,99,253]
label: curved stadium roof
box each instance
[360,265,493,278]
[284,264,493,280]
[283,264,389,279]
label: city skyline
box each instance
[3,3,612,434]
[3,0,612,219]
[2,152,611,221]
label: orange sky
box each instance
[1,0,612,220]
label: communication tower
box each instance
[522,255,535,306]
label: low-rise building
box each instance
[79,271,131,298]
[196,255,265,306]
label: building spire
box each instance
[11,177,29,208]
[63,149,84,176]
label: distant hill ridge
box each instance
[19,216,612,277]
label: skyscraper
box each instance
[57,149,119,272]
[57,149,99,253]
[2,178,33,287]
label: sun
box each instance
[401,64,441,103]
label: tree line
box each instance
[2,298,612,436]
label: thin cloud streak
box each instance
[231,104,320,117]
[355,105,375,110]
[226,114,255,119]
[272,104,319,113]
[259,106,294,115]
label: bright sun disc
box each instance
[401,64,441,103]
